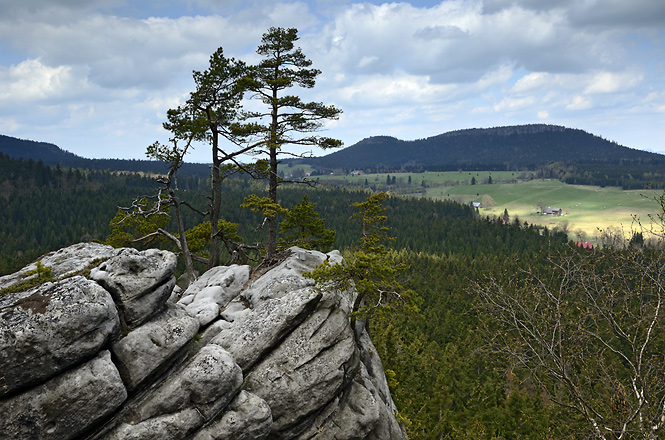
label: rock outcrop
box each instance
[0,243,406,440]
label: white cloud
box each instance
[584,71,644,94]
[0,59,88,102]
[566,95,592,110]
[493,96,536,112]
[0,0,663,159]
[337,72,455,106]
[0,117,19,133]
[512,72,554,93]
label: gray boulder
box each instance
[0,350,127,440]
[134,344,242,421]
[0,245,407,440]
[103,409,203,440]
[96,344,243,439]
[242,288,358,437]
[111,303,199,391]
[0,276,120,396]
[191,390,272,440]
[241,247,342,307]
[291,376,380,440]
[178,264,250,326]
[90,248,177,327]
[0,242,118,290]
[211,287,322,372]
[357,326,404,422]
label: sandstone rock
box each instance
[111,303,200,391]
[178,264,250,326]
[122,344,242,425]
[190,391,272,440]
[90,248,177,327]
[0,242,119,290]
[241,247,341,307]
[0,276,120,396]
[0,350,127,440]
[242,289,358,437]
[0,246,407,440]
[290,377,380,440]
[103,409,204,440]
[198,319,233,346]
[211,287,322,372]
[357,326,400,414]
[353,363,405,440]
[219,299,249,322]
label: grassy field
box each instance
[297,169,662,242]
[439,180,658,239]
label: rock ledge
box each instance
[0,243,406,440]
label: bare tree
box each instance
[576,228,589,242]
[143,137,200,281]
[110,136,206,283]
[596,226,626,249]
[473,249,665,439]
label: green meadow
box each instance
[289,168,662,241]
[438,180,658,238]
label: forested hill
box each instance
[304,124,664,171]
[0,134,211,177]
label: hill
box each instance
[0,134,86,166]
[304,124,664,171]
[0,134,210,177]
[5,125,664,179]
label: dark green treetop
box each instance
[278,194,335,251]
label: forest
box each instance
[4,149,665,439]
[301,124,664,174]
[0,149,599,438]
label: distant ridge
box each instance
[0,134,85,166]
[0,134,211,177]
[304,124,664,171]
[4,125,663,175]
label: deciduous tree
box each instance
[474,248,665,439]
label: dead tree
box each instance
[473,249,665,439]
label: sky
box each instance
[0,0,664,163]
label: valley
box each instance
[296,168,662,241]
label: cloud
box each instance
[584,71,644,94]
[566,95,592,110]
[0,117,19,133]
[0,59,90,103]
[0,0,663,159]
[484,0,665,28]
[493,96,536,113]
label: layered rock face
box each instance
[0,243,406,440]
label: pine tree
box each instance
[278,194,335,251]
[244,27,342,263]
[307,192,418,332]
